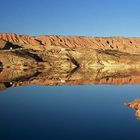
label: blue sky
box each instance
[0,0,140,36]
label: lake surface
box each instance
[0,85,140,140]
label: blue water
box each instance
[0,85,140,140]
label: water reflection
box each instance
[1,48,140,122]
[1,62,140,91]
[1,61,140,121]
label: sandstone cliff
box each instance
[1,33,140,53]
[125,99,140,120]
[1,33,140,90]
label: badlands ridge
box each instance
[1,33,140,90]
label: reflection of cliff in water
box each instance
[0,61,2,73]
[1,45,140,90]
[1,61,140,91]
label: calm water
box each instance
[0,85,140,140]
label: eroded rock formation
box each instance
[125,99,140,120]
[1,33,140,53]
[1,33,140,90]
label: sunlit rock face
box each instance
[125,99,140,120]
[1,33,140,54]
[1,33,140,90]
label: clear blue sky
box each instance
[0,0,140,36]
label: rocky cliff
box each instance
[1,33,140,90]
[125,99,140,120]
[1,33,140,53]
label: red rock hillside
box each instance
[1,33,140,54]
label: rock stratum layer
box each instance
[1,33,140,90]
